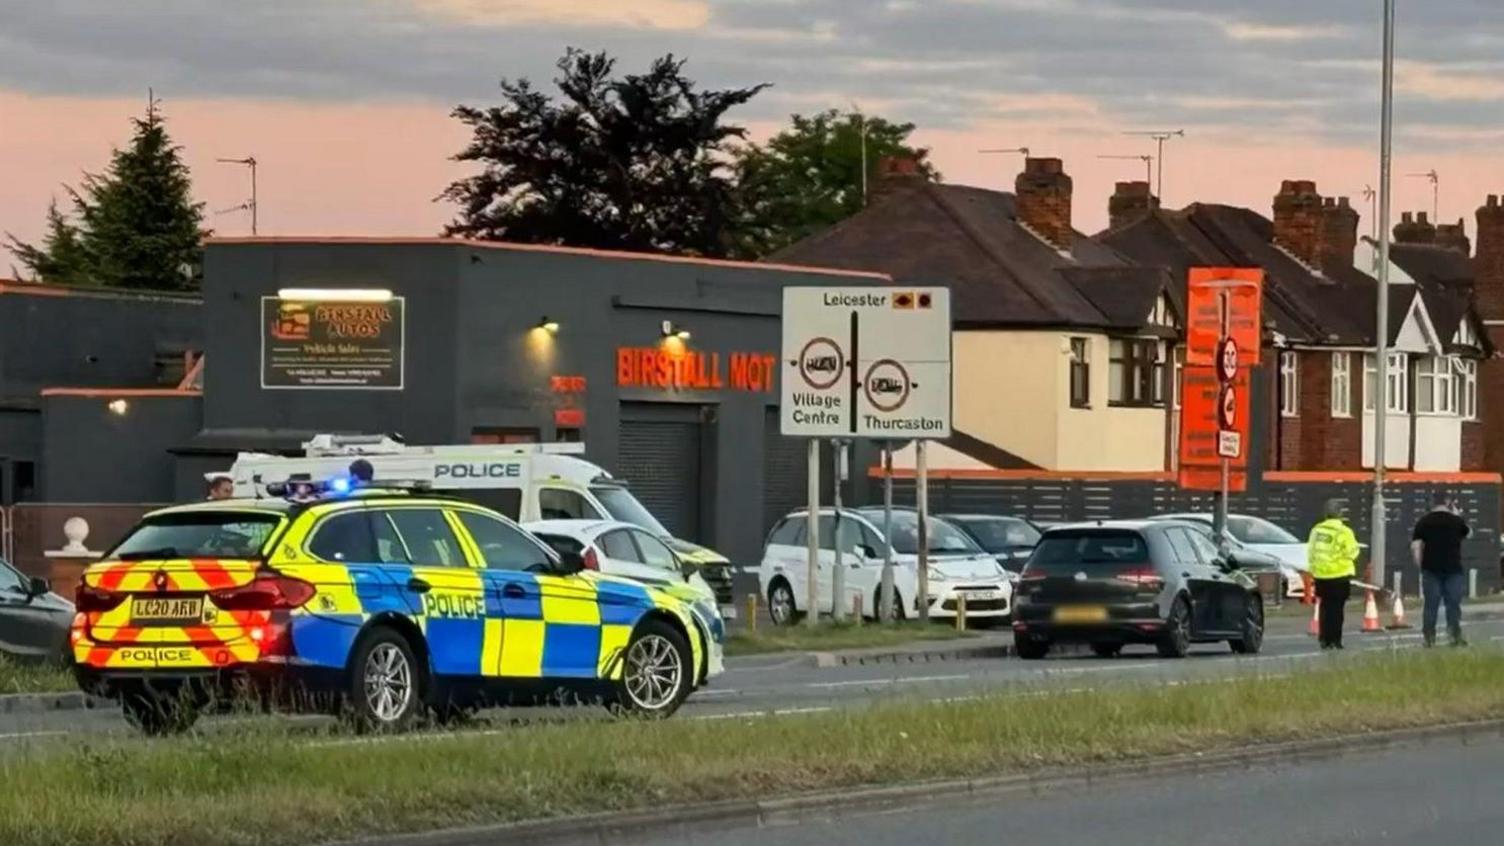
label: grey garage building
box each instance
[166,237,886,565]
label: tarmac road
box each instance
[3,615,1501,752]
[683,730,1504,846]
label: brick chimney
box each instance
[1108,181,1158,230]
[1015,157,1073,250]
[1317,196,1359,273]
[870,155,926,205]
[1477,196,1504,321]
[1435,219,1471,255]
[1272,180,1323,265]
[1394,211,1436,244]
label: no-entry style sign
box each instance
[780,287,952,438]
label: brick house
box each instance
[1101,181,1490,473]
[770,157,1180,472]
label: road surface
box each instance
[666,731,1504,846]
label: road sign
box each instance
[1216,336,1238,382]
[1186,268,1262,367]
[1217,430,1241,459]
[780,287,952,439]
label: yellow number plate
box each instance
[132,597,204,622]
[1053,606,1108,624]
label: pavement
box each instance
[5,611,1504,753]
[674,728,1504,846]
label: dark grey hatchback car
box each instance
[0,557,73,665]
[1011,521,1264,660]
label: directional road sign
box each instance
[780,287,952,439]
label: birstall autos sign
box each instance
[780,287,952,438]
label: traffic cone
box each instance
[1387,591,1412,630]
[1308,598,1321,637]
[1362,590,1383,633]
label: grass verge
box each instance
[724,620,980,656]
[0,658,74,695]
[5,650,1504,846]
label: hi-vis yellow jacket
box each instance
[1307,517,1360,580]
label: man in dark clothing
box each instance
[1412,492,1471,647]
[348,459,375,487]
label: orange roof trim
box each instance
[41,388,203,399]
[871,468,1175,482]
[204,236,893,281]
[0,281,72,298]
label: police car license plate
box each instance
[1054,605,1107,624]
[132,597,203,622]
[962,590,1002,601]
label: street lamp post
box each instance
[1372,0,1396,590]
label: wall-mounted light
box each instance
[660,320,691,341]
[107,399,128,416]
[276,288,394,302]
[538,316,560,334]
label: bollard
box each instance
[1392,570,1403,599]
[746,593,758,634]
[1470,568,1479,600]
[852,594,864,626]
[955,594,967,632]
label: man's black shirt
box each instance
[1412,510,1470,576]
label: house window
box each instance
[1365,353,1408,413]
[1279,352,1299,417]
[1331,352,1352,418]
[1068,337,1091,408]
[1172,347,1185,410]
[1108,338,1162,407]
[1455,359,1478,420]
[1416,356,1455,415]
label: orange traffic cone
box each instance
[1387,591,1412,630]
[1362,590,1383,633]
[1308,598,1321,637]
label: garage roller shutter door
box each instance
[618,410,702,542]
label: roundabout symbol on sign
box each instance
[1218,384,1237,430]
[863,358,911,413]
[797,337,845,390]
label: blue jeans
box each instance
[1422,571,1465,642]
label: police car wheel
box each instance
[347,628,421,732]
[121,687,201,736]
[613,619,691,717]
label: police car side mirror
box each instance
[554,550,586,575]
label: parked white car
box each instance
[1155,513,1309,597]
[758,508,1013,626]
[525,519,726,670]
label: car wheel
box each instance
[121,687,201,736]
[1014,636,1049,660]
[610,618,692,718]
[767,579,801,627]
[1090,642,1123,658]
[345,627,422,733]
[1156,596,1192,659]
[1230,596,1265,655]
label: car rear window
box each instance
[1024,530,1151,574]
[954,517,1040,552]
[109,512,283,560]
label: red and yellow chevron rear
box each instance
[73,559,295,671]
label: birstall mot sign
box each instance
[780,287,952,438]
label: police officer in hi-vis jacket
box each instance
[1307,499,1361,650]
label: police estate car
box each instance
[72,483,719,734]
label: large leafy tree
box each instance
[442,49,768,257]
[729,110,938,258]
[6,100,206,291]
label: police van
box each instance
[226,434,736,615]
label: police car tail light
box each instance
[210,572,316,611]
[75,582,125,613]
[583,547,600,571]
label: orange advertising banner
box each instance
[1178,364,1250,492]
[1185,268,1263,367]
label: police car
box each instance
[227,435,738,616]
[71,481,719,734]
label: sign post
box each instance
[831,439,847,622]
[880,444,896,622]
[805,439,820,628]
[781,287,953,625]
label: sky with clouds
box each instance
[5,0,1504,267]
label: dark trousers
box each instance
[1314,577,1351,647]
[1422,570,1466,642]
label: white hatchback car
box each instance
[758,508,1013,626]
[525,519,726,672]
